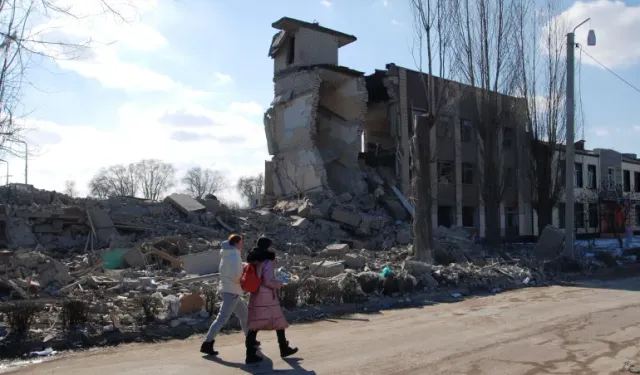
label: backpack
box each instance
[240,263,262,293]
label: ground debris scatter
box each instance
[0,182,630,358]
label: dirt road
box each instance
[8,278,640,375]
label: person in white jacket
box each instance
[200,234,260,356]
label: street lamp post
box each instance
[565,19,596,258]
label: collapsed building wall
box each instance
[264,18,368,197]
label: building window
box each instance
[635,172,640,192]
[503,127,514,148]
[623,169,631,192]
[575,203,585,228]
[558,203,565,229]
[461,163,474,184]
[574,163,583,188]
[462,206,475,227]
[437,116,451,138]
[437,161,454,184]
[460,119,472,142]
[437,205,454,228]
[636,205,640,227]
[587,164,597,189]
[588,204,599,228]
[606,167,615,190]
[286,37,296,65]
[505,206,519,235]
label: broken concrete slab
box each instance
[331,208,362,227]
[344,253,365,269]
[319,243,350,258]
[534,225,565,260]
[180,250,220,275]
[311,260,345,277]
[291,216,311,229]
[165,194,206,214]
[124,248,146,268]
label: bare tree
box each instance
[236,173,264,207]
[63,180,77,197]
[88,164,139,198]
[181,167,228,199]
[515,0,567,233]
[134,159,175,201]
[0,1,134,158]
[452,0,520,248]
[408,0,457,262]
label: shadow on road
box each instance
[203,353,316,374]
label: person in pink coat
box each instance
[244,237,298,364]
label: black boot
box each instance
[245,331,263,365]
[277,330,299,358]
[200,340,218,356]
[255,340,261,347]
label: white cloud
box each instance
[391,19,400,26]
[28,0,206,97]
[382,0,389,7]
[557,0,640,68]
[633,125,640,132]
[229,102,264,117]
[15,103,269,202]
[321,0,333,7]
[594,128,610,137]
[213,72,233,86]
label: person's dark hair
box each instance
[256,237,272,250]
[228,234,242,246]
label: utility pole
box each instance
[565,19,596,258]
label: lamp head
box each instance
[587,29,596,46]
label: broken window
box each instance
[623,169,631,192]
[504,168,515,187]
[461,163,474,184]
[575,203,585,228]
[286,36,296,65]
[437,205,454,228]
[636,205,640,227]
[462,206,475,227]
[635,172,640,192]
[460,119,472,142]
[437,116,451,138]
[574,163,583,188]
[437,161,454,184]
[505,206,519,236]
[587,164,597,189]
[502,127,514,148]
[558,203,565,229]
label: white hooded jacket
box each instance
[218,240,243,295]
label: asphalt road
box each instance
[8,278,640,375]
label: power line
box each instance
[578,45,640,94]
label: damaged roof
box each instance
[274,64,364,80]
[272,17,357,47]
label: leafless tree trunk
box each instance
[63,180,77,197]
[181,167,228,199]
[452,0,519,248]
[135,159,175,201]
[515,0,567,233]
[89,164,139,198]
[408,0,456,262]
[0,0,133,157]
[236,173,264,207]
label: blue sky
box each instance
[8,0,640,202]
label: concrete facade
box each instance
[264,18,368,197]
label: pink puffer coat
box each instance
[247,260,289,331]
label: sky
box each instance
[6,0,640,203]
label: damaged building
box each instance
[263,17,368,197]
[262,17,639,238]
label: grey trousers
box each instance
[204,292,248,342]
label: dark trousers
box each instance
[246,329,287,353]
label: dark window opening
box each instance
[286,37,296,65]
[437,116,451,138]
[437,161,454,184]
[505,206,519,236]
[636,205,640,228]
[461,163,474,184]
[635,172,640,192]
[460,119,472,142]
[589,204,599,228]
[505,168,515,187]
[588,164,597,189]
[575,203,585,228]
[558,203,565,229]
[574,163,583,188]
[623,169,631,192]
[437,205,454,228]
[462,206,475,227]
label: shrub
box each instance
[278,281,300,309]
[0,301,40,337]
[61,299,89,329]
[135,294,160,323]
[204,288,220,317]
